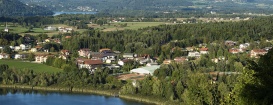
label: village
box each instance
[0,34,271,81]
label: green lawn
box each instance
[0,60,62,73]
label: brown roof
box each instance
[200,48,208,51]
[99,48,112,53]
[35,46,42,49]
[77,58,103,65]
[252,49,267,53]
[65,36,71,38]
[122,59,134,63]
[85,60,103,65]
[79,48,90,51]
[61,50,69,53]
[229,48,239,53]
[174,57,186,62]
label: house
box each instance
[59,55,69,60]
[130,65,160,76]
[35,46,43,51]
[118,59,133,66]
[35,54,50,63]
[163,59,172,65]
[9,46,14,50]
[91,53,116,62]
[30,48,37,52]
[225,40,236,46]
[53,38,61,44]
[250,49,267,58]
[58,27,73,33]
[45,39,51,43]
[188,51,201,58]
[239,43,250,49]
[78,48,91,57]
[123,53,136,59]
[106,64,120,70]
[14,46,21,51]
[60,50,70,56]
[44,26,56,31]
[65,36,72,39]
[0,53,9,59]
[99,48,112,53]
[200,48,209,54]
[76,58,103,71]
[186,47,195,51]
[14,54,27,59]
[264,47,272,51]
[4,23,8,32]
[229,48,240,54]
[171,47,183,52]
[20,44,29,51]
[174,57,187,63]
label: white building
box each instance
[4,23,8,32]
[188,51,201,58]
[130,65,160,76]
[30,48,37,52]
[35,55,48,63]
[14,46,21,51]
[0,53,9,59]
[14,54,27,59]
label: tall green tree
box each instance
[235,49,273,104]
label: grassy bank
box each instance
[0,84,164,105]
[0,84,117,96]
[119,94,180,105]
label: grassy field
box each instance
[0,60,62,73]
[88,22,166,31]
[0,23,88,37]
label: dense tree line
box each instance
[0,64,122,90]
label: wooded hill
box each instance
[0,0,53,17]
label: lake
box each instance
[53,12,97,16]
[0,88,148,105]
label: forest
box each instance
[1,15,273,104]
[0,0,53,17]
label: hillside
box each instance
[19,0,273,15]
[0,0,53,17]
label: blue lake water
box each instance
[53,12,97,16]
[0,88,147,105]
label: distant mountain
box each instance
[0,0,53,17]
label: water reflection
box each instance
[0,88,147,105]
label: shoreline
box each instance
[0,84,162,105]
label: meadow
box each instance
[0,60,62,73]
[88,22,166,31]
